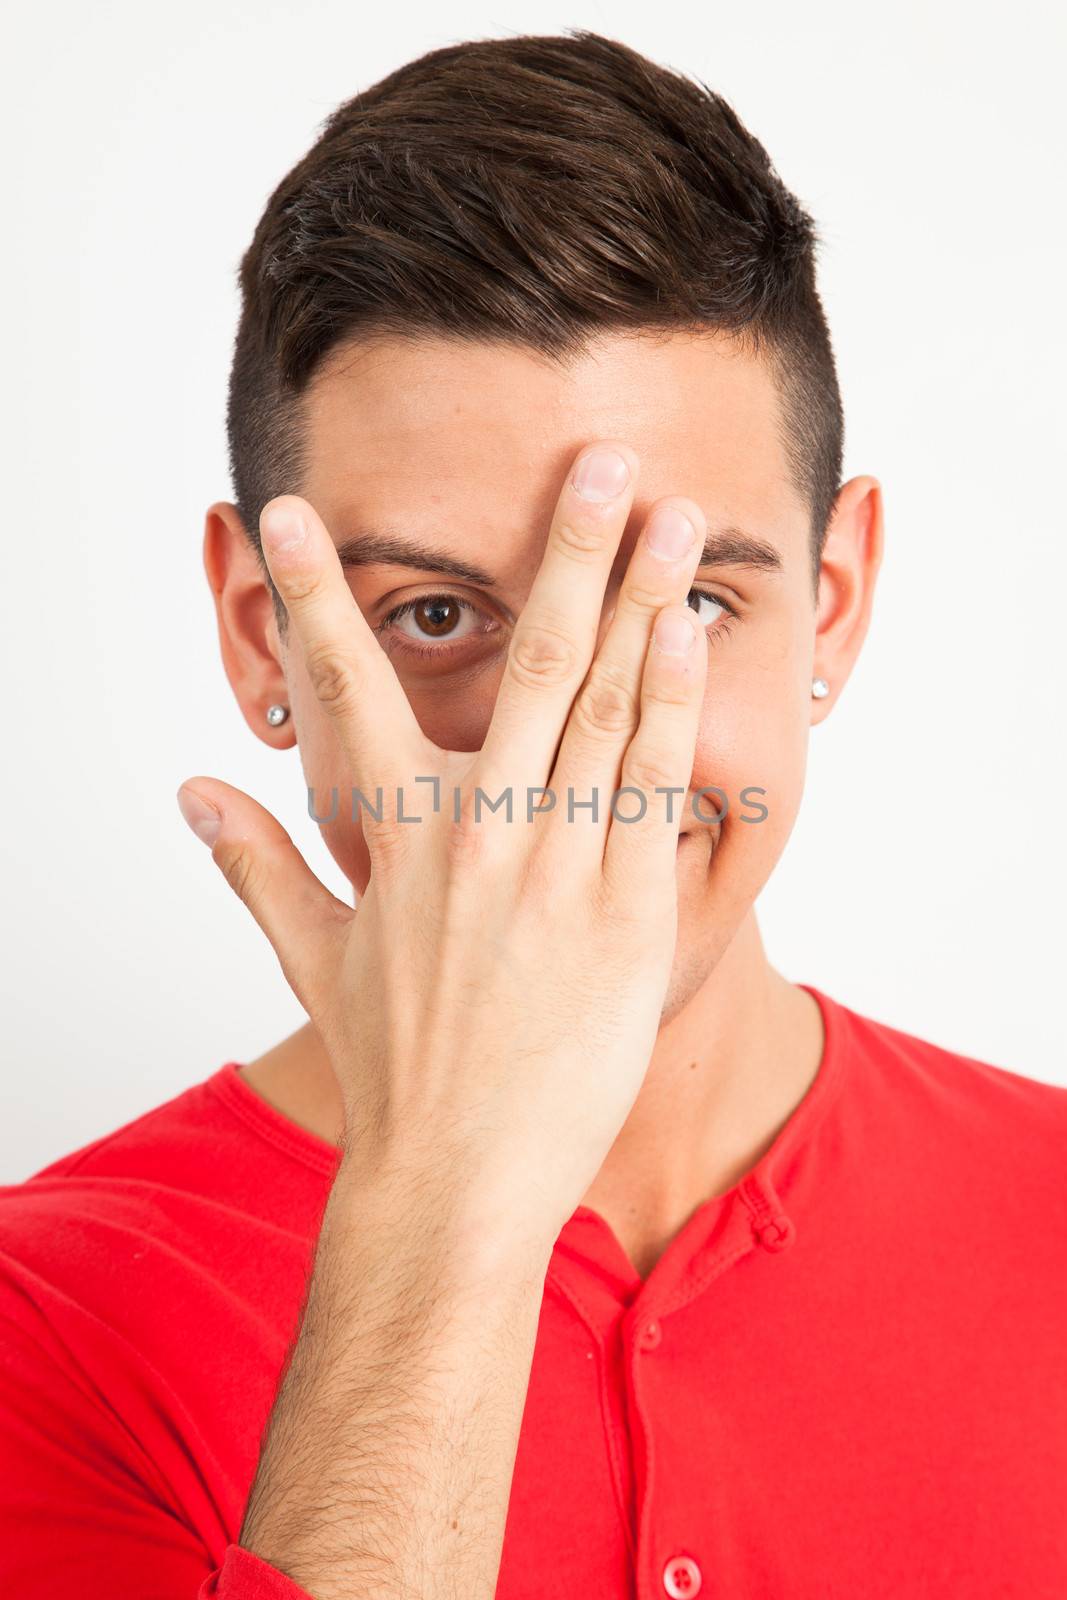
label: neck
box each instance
[576,913,823,1269]
[240,911,824,1279]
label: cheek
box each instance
[690,673,810,846]
[289,680,372,892]
[322,815,371,895]
[295,651,814,892]
[303,763,374,897]
[403,673,502,753]
[291,668,505,895]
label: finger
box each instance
[547,496,707,842]
[601,604,709,895]
[475,442,639,797]
[176,777,352,1016]
[259,495,431,808]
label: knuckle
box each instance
[444,792,496,873]
[552,515,612,562]
[218,842,262,907]
[366,824,411,879]
[517,838,558,902]
[443,780,520,877]
[508,623,579,689]
[304,643,361,712]
[623,744,678,796]
[643,667,695,706]
[643,665,700,710]
[276,567,325,607]
[445,813,488,872]
[572,669,640,740]
[620,579,674,616]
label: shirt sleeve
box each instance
[199,1546,315,1599]
[0,1312,314,1599]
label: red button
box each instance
[637,1319,662,1350]
[755,1213,795,1252]
[663,1554,702,1596]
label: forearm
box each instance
[238,1152,551,1600]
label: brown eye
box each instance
[377,592,493,654]
[686,588,730,627]
[412,597,463,637]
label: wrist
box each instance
[329,1148,554,1296]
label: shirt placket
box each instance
[549,1169,796,1599]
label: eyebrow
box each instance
[333,524,784,585]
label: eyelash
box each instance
[376,587,740,661]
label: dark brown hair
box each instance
[227,29,843,624]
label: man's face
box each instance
[279,330,824,1017]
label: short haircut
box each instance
[227,29,843,627]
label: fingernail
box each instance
[653,610,697,655]
[645,506,696,561]
[572,448,631,502]
[261,503,307,552]
[177,786,222,846]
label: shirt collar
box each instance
[546,983,847,1333]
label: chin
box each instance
[659,943,718,1025]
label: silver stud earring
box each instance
[811,677,830,699]
[266,704,289,727]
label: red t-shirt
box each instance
[2,983,1066,1598]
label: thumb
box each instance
[176,776,352,1017]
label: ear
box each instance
[203,501,296,749]
[810,475,885,724]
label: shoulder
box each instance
[814,985,1067,1209]
[0,1068,339,1567]
[9,1058,339,1199]
[825,986,1067,1118]
[0,1065,335,1357]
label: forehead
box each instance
[300,330,805,561]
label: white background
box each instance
[1,1,1064,1182]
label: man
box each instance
[2,29,1065,1600]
